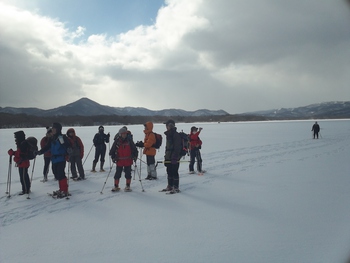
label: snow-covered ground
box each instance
[1,120,350,263]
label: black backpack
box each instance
[152,132,163,149]
[25,137,38,160]
[178,132,190,157]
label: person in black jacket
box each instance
[161,119,182,194]
[92,126,110,172]
[311,122,320,139]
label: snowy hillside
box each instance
[1,120,350,263]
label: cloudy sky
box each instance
[0,0,349,114]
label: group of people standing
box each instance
[7,120,205,198]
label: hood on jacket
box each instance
[52,122,62,135]
[144,122,153,133]
[14,130,26,146]
[67,128,76,138]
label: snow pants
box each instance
[93,144,106,163]
[165,163,180,189]
[43,156,51,179]
[18,167,30,193]
[70,155,85,179]
[114,165,132,180]
[189,148,202,172]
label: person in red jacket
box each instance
[40,127,53,182]
[8,131,31,195]
[109,127,138,192]
[66,128,85,180]
[189,126,204,174]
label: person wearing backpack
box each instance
[66,128,85,180]
[109,127,138,192]
[40,127,53,182]
[189,126,205,174]
[36,122,71,198]
[92,126,110,172]
[7,131,31,195]
[136,121,158,180]
[161,119,182,194]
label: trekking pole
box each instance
[157,160,190,164]
[139,151,142,182]
[6,155,12,198]
[135,163,145,192]
[100,162,115,194]
[27,158,36,199]
[67,160,70,187]
[137,158,147,165]
[108,136,111,168]
[82,144,93,166]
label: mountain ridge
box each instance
[242,101,350,119]
[0,98,228,117]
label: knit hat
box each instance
[99,125,104,130]
[164,119,175,126]
[46,126,52,134]
[119,127,127,135]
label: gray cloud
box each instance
[0,0,349,113]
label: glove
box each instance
[8,149,14,156]
[107,133,110,138]
[135,141,144,147]
[34,150,41,156]
[112,158,116,163]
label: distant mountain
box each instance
[0,98,228,117]
[242,101,350,119]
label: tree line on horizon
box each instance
[0,112,269,128]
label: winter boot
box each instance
[112,179,120,192]
[150,164,157,180]
[100,161,105,172]
[124,179,132,192]
[145,165,152,180]
[59,178,69,195]
[91,161,97,172]
[160,186,173,192]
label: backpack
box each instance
[178,132,190,157]
[152,132,163,149]
[25,137,38,160]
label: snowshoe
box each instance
[166,188,180,195]
[124,186,132,192]
[111,187,120,192]
[159,186,172,192]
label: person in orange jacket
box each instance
[136,121,157,180]
[66,128,85,180]
[8,131,31,195]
